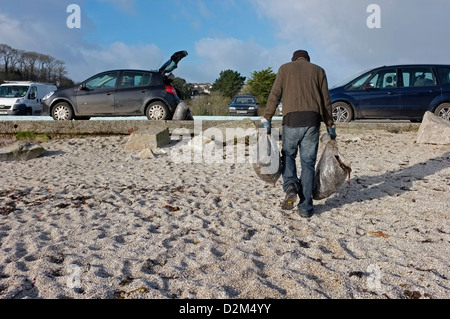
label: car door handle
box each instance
[387,91,397,95]
[106,92,114,96]
[141,90,148,93]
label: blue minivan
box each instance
[329,64,450,122]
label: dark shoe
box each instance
[281,185,298,210]
[298,209,313,218]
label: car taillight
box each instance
[165,85,177,96]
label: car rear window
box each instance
[436,67,450,85]
[401,67,436,87]
[121,71,152,87]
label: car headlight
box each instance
[15,98,24,104]
[229,107,236,110]
[43,92,54,101]
[248,106,255,110]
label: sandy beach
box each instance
[0,129,449,299]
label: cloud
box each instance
[74,42,164,80]
[192,37,277,82]
[251,0,450,85]
[0,12,36,48]
[0,0,165,82]
[2,0,450,86]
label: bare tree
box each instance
[0,43,72,85]
[0,44,18,79]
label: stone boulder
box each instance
[417,111,450,145]
[0,141,46,161]
[124,127,170,151]
[137,148,155,159]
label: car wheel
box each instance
[434,103,450,121]
[332,102,353,123]
[52,102,74,121]
[146,101,170,120]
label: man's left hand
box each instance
[327,126,337,140]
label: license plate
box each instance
[0,111,7,114]
[237,110,247,114]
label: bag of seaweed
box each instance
[252,130,282,186]
[313,138,351,200]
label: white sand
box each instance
[0,130,449,299]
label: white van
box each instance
[0,81,57,115]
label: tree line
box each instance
[0,43,74,87]
[211,68,277,105]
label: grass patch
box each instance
[15,131,51,142]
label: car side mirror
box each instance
[29,93,36,99]
[364,83,375,90]
[79,83,88,91]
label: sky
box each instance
[1,0,450,86]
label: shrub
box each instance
[188,92,230,116]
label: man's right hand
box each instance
[327,125,337,140]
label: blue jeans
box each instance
[281,125,319,215]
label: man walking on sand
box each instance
[262,50,336,218]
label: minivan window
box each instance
[0,85,29,98]
[85,72,119,90]
[436,67,450,85]
[348,73,373,90]
[120,71,152,87]
[401,67,436,87]
[369,68,397,89]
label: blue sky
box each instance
[1,0,450,86]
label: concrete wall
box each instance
[0,120,420,138]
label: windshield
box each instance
[234,97,256,103]
[0,85,30,98]
[331,69,371,88]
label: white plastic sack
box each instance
[252,132,282,185]
[313,139,351,200]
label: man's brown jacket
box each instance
[264,59,334,128]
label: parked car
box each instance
[42,51,188,120]
[0,81,57,115]
[329,64,450,122]
[228,95,259,116]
